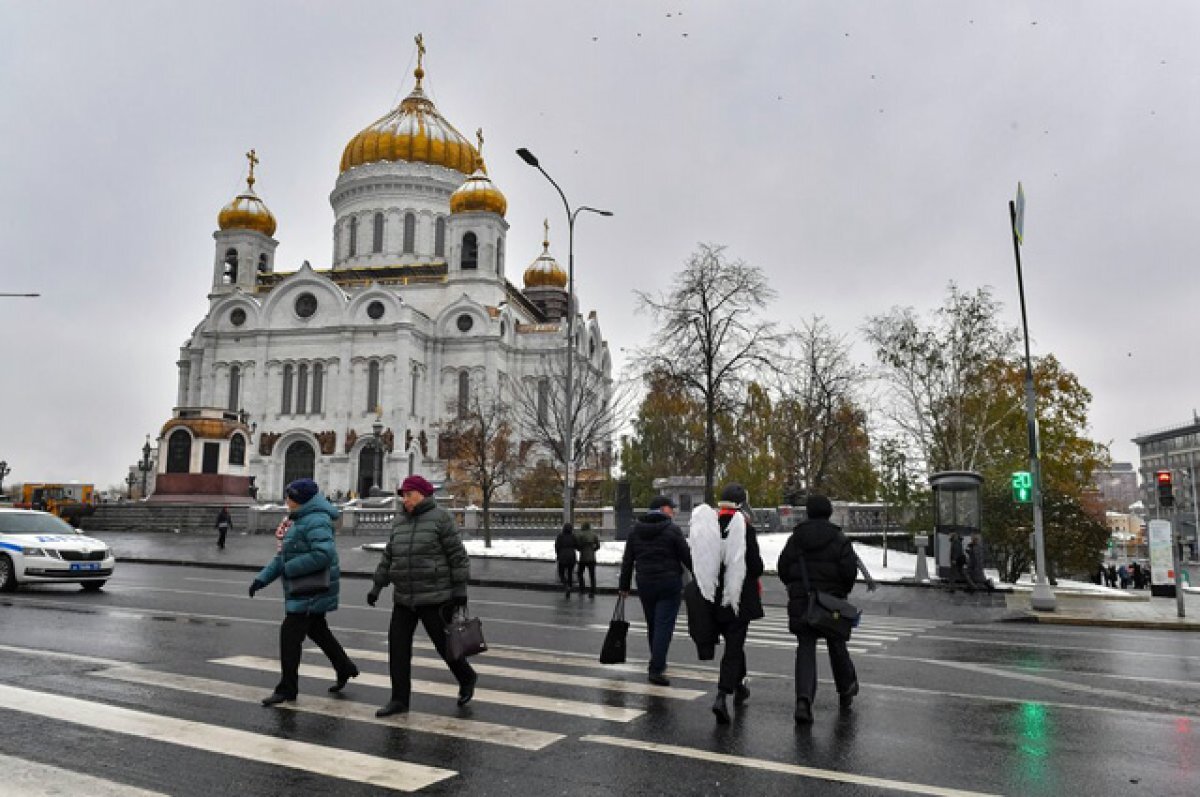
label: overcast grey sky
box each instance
[2,1,1196,489]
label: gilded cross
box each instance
[245,149,259,188]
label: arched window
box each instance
[227,365,240,412]
[281,364,293,414]
[223,248,238,284]
[166,429,192,474]
[372,212,384,253]
[537,378,550,425]
[348,217,358,257]
[257,253,268,274]
[296,364,309,414]
[434,217,446,257]
[366,361,380,412]
[283,440,316,486]
[458,370,470,418]
[312,363,324,414]
[403,213,416,254]
[229,433,246,466]
[461,232,478,270]
[496,238,504,274]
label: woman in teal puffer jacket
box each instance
[251,478,359,706]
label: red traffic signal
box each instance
[1156,470,1175,507]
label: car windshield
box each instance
[0,512,78,535]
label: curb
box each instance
[1003,613,1200,632]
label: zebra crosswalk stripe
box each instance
[0,751,168,797]
[211,655,645,722]
[0,683,455,793]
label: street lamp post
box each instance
[125,472,137,500]
[372,414,385,495]
[0,460,9,495]
[138,437,153,499]
[516,147,612,526]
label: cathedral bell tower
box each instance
[446,129,509,280]
[211,149,279,295]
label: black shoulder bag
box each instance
[788,552,861,641]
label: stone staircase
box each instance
[81,504,257,535]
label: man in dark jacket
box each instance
[555,523,578,597]
[368,474,477,717]
[574,521,601,597]
[777,495,858,724]
[215,506,231,549]
[619,496,693,685]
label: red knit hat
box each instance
[399,474,435,497]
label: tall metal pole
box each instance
[1009,198,1055,612]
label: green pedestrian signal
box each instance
[1012,471,1032,503]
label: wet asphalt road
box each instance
[1,563,1198,796]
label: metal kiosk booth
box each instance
[929,471,984,582]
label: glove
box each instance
[249,579,266,598]
[367,590,379,607]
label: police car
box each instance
[0,508,115,591]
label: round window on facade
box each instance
[457,314,474,332]
[230,308,246,327]
[367,300,385,320]
[295,293,318,318]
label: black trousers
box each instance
[557,561,576,590]
[715,616,749,694]
[217,526,228,548]
[793,629,857,704]
[275,612,355,698]
[387,603,476,707]
[576,561,596,592]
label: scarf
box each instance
[688,502,747,614]
[274,518,292,553]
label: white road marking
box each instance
[0,643,128,668]
[581,735,1002,797]
[212,655,645,722]
[93,666,562,750]
[330,647,706,699]
[0,684,455,793]
[0,752,168,797]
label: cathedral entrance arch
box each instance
[283,440,315,487]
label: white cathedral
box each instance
[154,42,612,503]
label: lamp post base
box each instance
[1030,581,1057,612]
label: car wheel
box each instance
[80,581,106,592]
[0,555,16,592]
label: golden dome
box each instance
[218,149,277,237]
[523,220,567,289]
[450,129,507,217]
[340,35,477,176]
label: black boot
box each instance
[375,700,408,717]
[329,664,360,693]
[838,680,859,710]
[712,691,731,724]
[457,672,478,706]
[794,697,813,724]
[733,679,750,705]
[261,692,293,707]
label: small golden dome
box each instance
[450,129,507,217]
[340,35,477,176]
[523,220,567,289]
[218,149,277,237]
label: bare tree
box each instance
[863,283,1021,474]
[510,357,633,506]
[773,316,871,500]
[439,384,523,547]
[635,243,784,503]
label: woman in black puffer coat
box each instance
[776,495,858,724]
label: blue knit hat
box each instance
[286,478,320,504]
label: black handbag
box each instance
[445,604,487,661]
[787,553,861,641]
[287,567,330,597]
[599,595,630,664]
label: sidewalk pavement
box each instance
[96,531,1200,631]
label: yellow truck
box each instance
[17,483,96,526]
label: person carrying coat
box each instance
[555,523,579,597]
[574,521,601,597]
[688,484,765,724]
[619,495,693,686]
[776,494,858,724]
[250,479,358,706]
[215,506,232,549]
[368,474,477,717]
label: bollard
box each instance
[914,534,930,583]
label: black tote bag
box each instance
[444,604,488,661]
[599,595,630,664]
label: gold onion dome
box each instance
[340,35,478,175]
[450,129,507,217]
[523,220,567,289]
[217,149,277,237]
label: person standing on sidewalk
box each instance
[250,479,359,706]
[619,495,692,686]
[777,494,859,724]
[214,506,232,549]
[555,523,578,597]
[368,475,477,717]
[688,484,764,724]
[574,521,601,597]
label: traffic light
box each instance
[1156,470,1175,507]
[1012,471,1032,503]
